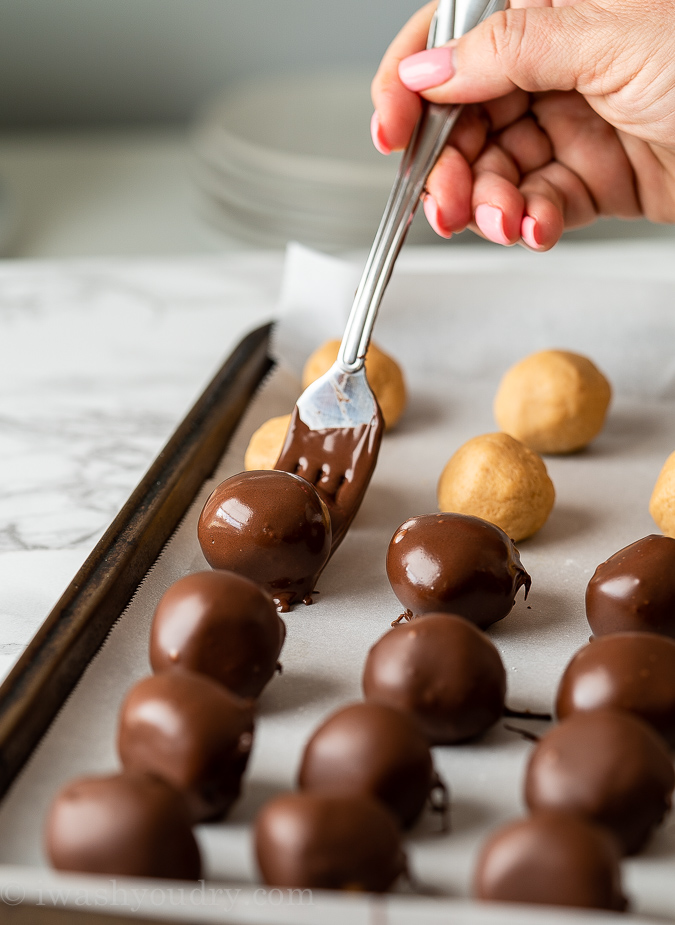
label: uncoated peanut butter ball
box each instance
[437,433,555,541]
[650,449,675,537]
[244,414,292,471]
[302,339,407,430]
[494,349,612,454]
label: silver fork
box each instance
[276,0,506,554]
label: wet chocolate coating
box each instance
[254,792,406,892]
[150,569,285,698]
[525,709,674,854]
[586,534,675,638]
[118,668,255,822]
[198,470,331,612]
[557,631,675,746]
[474,811,626,911]
[298,701,436,828]
[386,513,530,629]
[46,772,201,880]
[275,407,383,553]
[362,613,506,744]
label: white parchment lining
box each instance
[0,242,674,924]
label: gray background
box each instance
[0,0,420,127]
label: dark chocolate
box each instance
[298,701,437,828]
[254,792,406,892]
[150,569,285,698]
[362,612,506,744]
[474,811,626,911]
[198,470,331,612]
[386,513,530,629]
[525,708,674,854]
[275,406,383,553]
[46,772,201,880]
[557,631,675,746]
[586,534,675,638]
[118,668,254,822]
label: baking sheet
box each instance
[1,243,674,923]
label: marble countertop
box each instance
[0,253,285,682]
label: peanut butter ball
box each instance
[244,414,291,471]
[494,349,611,454]
[650,449,675,537]
[302,339,407,430]
[437,432,554,541]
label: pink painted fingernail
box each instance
[398,47,455,92]
[475,204,510,246]
[370,111,391,155]
[521,215,542,249]
[423,194,452,239]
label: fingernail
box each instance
[398,46,455,92]
[475,204,510,246]
[521,215,542,249]
[423,194,452,239]
[370,111,391,155]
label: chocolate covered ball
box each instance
[298,702,436,828]
[525,709,674,854]
[557,632,675,746]
[254,792,406,892]
[474,812,626,911]
[150,570,285,698]
[362,613,506,744]
[118,668,254,822]
[386,512,530,629]
[198,470,331,612]
[586,534,675,639]
[46,772,201,880]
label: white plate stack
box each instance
[192,71,438,251]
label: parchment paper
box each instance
[1,241,674,924]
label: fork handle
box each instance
[337,99,462,372]
[337,0,506,373]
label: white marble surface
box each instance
[0,254,283,680]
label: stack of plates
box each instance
[192,72,437,251]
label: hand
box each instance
[371,0,675,250]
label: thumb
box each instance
[398,3,616,103]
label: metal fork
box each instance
[276,0,506,554]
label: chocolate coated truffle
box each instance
[474,811,626,911]
[198,470,331,611]
[118,668,254,822]
[298,701,436,828]
[254,792,406,892]
[586,534,675,639]
[557,631,675,746]
[46,772,201,880]
[386,512,530,629]
[150,569,285,698]
[525,709,674,854]
[362,613,506,744]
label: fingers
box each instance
[371,1,436,152]
[398,2,627,105]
